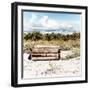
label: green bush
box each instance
[24,31,80,41]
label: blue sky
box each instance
[23,11,81,34]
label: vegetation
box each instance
[62,51,80,60]
[23,31,80,60]
[24,31,80,41]
[24,31,80,49]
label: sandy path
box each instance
[23,53,81,79]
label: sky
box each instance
[23,11,81,34]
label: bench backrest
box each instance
[31,46,61,60]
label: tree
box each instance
[24,31,80,41]
[31,31,43,41]
[24,33,31,40]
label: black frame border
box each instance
[11,2,88,87]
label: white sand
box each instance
[23,52,81,79]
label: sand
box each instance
[23,52,81,79]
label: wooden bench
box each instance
[28,45,61,61]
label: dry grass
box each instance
[23,39,80,52]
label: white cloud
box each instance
[24,18,32,31]
[30,14,37,25]
[40,16,48,27]
[24,14,80,33]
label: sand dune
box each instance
[23,52,81,79]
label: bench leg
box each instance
[58,53,60,60]
[28,54,32,60]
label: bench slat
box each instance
[32,52,59,53]
[32,54,58,57]
[32,57,59,60]
[32,49,58,52]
